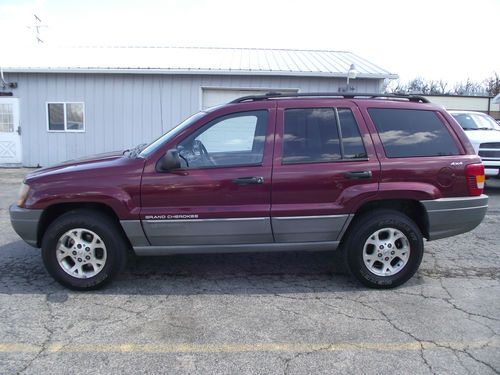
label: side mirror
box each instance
[157,149,181,172]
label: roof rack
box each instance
[230,92,430,104]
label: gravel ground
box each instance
[0,168,499,374]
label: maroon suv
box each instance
[10,93,488,290]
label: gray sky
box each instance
[1,0,499,83]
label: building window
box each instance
[47,102,85,132]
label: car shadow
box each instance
[485,181,500,194]
[0,240,425,296]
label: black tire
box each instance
[41,210,128,290]
[343,209,423,289]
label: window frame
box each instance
[46,102,85,133]
[176,109,269,170]
[281,107,368,166]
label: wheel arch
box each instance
[37,202,129,248]
[344,199,429,241]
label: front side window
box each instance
[177,110,268,168]
[282,107,366,164]
[47,102,84,132]
[368,108,460,158]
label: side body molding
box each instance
[121,214,352,255]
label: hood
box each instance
[463,129,500,145]
[25,150,129,181]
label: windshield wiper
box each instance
[123,143,148,157]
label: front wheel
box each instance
[343,210,424,289]
[41,210,128,290]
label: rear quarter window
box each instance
[368,108,460,158]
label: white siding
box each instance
[423,95,500,112]
[7,73,381,166]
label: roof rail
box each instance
[230,92,430,104]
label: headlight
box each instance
[17,183,30,208]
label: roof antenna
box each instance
[27,14,47,44]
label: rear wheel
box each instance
[343,209,423,288]
[42,210,128,290]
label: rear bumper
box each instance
[9,204,43,247]
[421,195,488,240]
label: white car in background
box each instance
[449,110,500,178]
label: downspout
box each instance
[0,66,8,88]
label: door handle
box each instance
[344,171,372,179]
[232,176,264,185]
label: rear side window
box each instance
[338,108,367,159]
[283,108,366,164]
[368,108,460,158]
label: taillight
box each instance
[466,163,485,196]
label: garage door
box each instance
[202,88,299,110]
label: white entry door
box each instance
[0,98,22,165]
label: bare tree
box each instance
[484,73,500,96]
[407,77,428,94]
[384,75,496,96]
[405,78,442,95]
[385,80,408,94]
[428,80,443,95]
[452,79,486,96]
[438,80,448,94]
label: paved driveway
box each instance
[0,169,499,374]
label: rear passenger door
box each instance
[271,100,380,243]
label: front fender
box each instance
[24,158,144,220]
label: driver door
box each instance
[140,102,276,246]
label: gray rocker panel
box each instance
[272,214,351,242]
[133,241,339,256]
[141,217,273,246]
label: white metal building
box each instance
[0,47,397,167]
[422,95,500,119]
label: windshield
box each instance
[452,113,498,130]
[139,111,206,157]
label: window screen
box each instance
[368,108,460,158]
[48,103,65,131]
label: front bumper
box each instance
[9,204,43,247]
[484,168,500,177]
[421,195,488,240]
[481,159,500,176]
